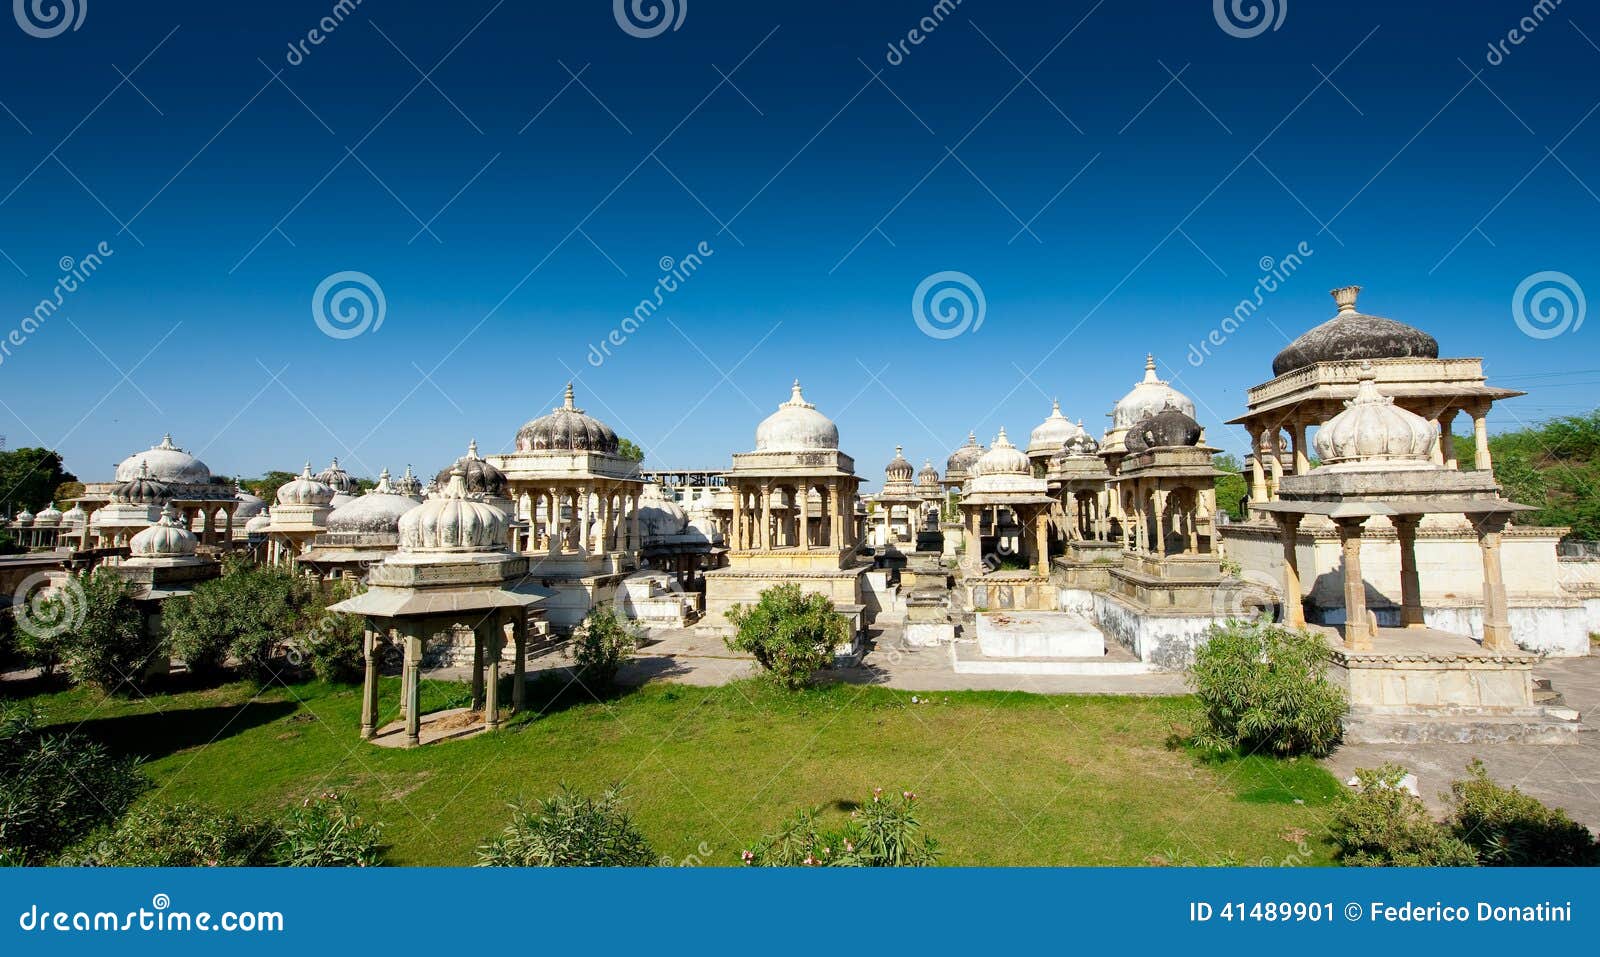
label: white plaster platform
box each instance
[975,610,1106,658]
[951,639,1157,676]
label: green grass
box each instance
[13,674,1344,866]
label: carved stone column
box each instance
[1278,515,1305,628]
[1335,518,1373,650]
[1393,516,1425,628]
[1476,515,1514,651]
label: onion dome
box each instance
[435,440,508,498]
[393,464,423,500]
[1272,285,1439,377]
[754,380,839,452]
[34,504,62,527]
[276,463,336,506]
[245,509,272,535]
[314,457,358,494]
[114,462,171,505]
[885,446,914,483]
[329,492,357,509]
[61,504,87,527]
[515,384,620,454]
[1112,355,1196,430]
[326,469,420,536]
[1125,409,1203,453]
[1313,363,1438,470]
[115,433,211,484]
[399,468,509,552]
[971,428,1031,477]
[129,505,197,558]
[13,508,33,527]
[916,459,940,493]
[637,484,690,541]
[223,483,266,525]
[1027,400,1086,454]
[945,431,987,477]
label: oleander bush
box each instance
[272,794,385,866]
[1188,619,1347,757]
[69,802,281,867]
[476,785,655,867]
[54,569,158,694]
[724,583,849,691]
[742,788,939,867]
[166,558,326,684]
[1446,760,1599,866]
[1331,765,1477,867]
[570,605,639,688]
[296,579,366,684]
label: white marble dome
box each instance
[13,508,33,527]
[972,428,1031,477]
[916,459,940,493]
[245,509,272,534]
[755,380,839,452]
[945,431,986,478]
[1314,364,1438,471]
[62,504,87,527]
[115,434,211,484]
[326,470,420,535]
[276,464,336,506]
[34,504,62,527]
[515,385,620,455]
[636,484,690,540]
[1028,400,1086,453]
[129,506,197,558]
[399,469,508,552]
[1112,355,1195,430]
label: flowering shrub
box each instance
[725,584,849,690]
[1447,760,1599,866]
[68,803,281,867]
[1331,765,1476,867]
[476,785,656,867]
[742,788,939,867]
[570,605,640,688]
[1188,619,1347,757]
[273,793,385,866]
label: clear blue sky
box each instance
[1,0,1596,490]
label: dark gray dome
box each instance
[314,457,359,494]
[515,383,620,455]
[1272,286,1438,377]
[114,463,171,505]
[945,432,986,475]
[435,440,507,498]
[1126,409,1202,453]
[885,446,913,482]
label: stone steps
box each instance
[1342,707,1589,745]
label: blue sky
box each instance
[0,0,1596,490]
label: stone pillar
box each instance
[1034,508,1049,577]
[1278,515,1305,627]
[1439,409,1458,470]
[759,482,771,552]
[223,504,235,546]
[1335,518,1373,650]
[963,508,980,572]
[360,626,380,740]
[628,491,641,558]
[1250,434,1267,504]
[799,483,811,550]
[578,484,592,556]
[1473,407,1493,471]
[1477,515,1514,651]
[1267,431,1284,499]
[1291,420,1309,475]
[404,631,423,747]
[548,490,562,556]
[825,480,838,549]
[512,615,527,713]
[471,627,485,710]
[484,621,502,731]
[1393,516,1426,628]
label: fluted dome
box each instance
[13,508,33,527]
[34,505,62,527]
[129,506,197,558]
[637,484,690,541]
[399,469,509,552]
[114,462,171,505]
[314,457,358,494]
[1125,409,1203,453]
[436,440,508,498]
[515,384,620,455]
[276,464,336,506]
[1112,355,1196,430]
[326,470,420,535]
[945,432,986,476]
[754,380,839,452]
[115,434,211,484]
[1272,286,1439,377]
[62,504,87,527]
[1313,363,1438,470]
[916,459,940,493]
[245,509,272,534]
[885,446,914,482]
[223,484,267,524]
[1028,400,1087,454]
[972,428,1031,477]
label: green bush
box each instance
[1188,619,1347,757]
[1447,760,1599,866]
[570,605,639,687]
[68,802,281,866]
[165,558,314,684]
[724,583,849,690]
[476,785,656,867]
[743,788,939,867]
[54,569,160,694]
[273,794,385,866]
[296,579,366,684]
[1331,765,1476,867]
[0,702,147,864]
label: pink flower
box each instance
[741,850,754,863]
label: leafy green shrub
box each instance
[570,605,639,687]
[1188,619,1347,757]
[724,583,849,690]
[273,794,385,866]
[165,558,314,684]
[743,788,939,867]
[477,785,656,867]
[1331,765,1476,867]
[295,579,365,684]
[68,803,280,866]
[1447,760,1599,866]
[0,702,147,864]
[55,569,160,694]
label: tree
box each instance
[55,568,159,694]
[164,557,315,684]
[1454,410,1600,540]
[52,480,85,509]
[616,438,645,463]
[1188,619,1348,757]
[239,470,300,505]
[1212,453,1248,521]
[725,584,848,690]
[0,448,76,516]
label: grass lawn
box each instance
[14,673,1344,866]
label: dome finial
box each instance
[302,462,313,477]
[995,427,1011,447]
[159,433,175,449]
[563,383,575,410]
[1052,398,1061,415]
[1142,353,1159,383]
[468,438,479,458]
[445,466,468,499]
[1332,285,1362,315]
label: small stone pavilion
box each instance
[82,435,239,549]
[1099,355,1197,543]
[873,447,922,553]
[264,464,335,568]
[300,469,420,579]
[702,380,868,652]
[330,470,545,747]
[956,428,1056,611]
[1256,365,1577,742]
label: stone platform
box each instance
[370,707,490,748]
[975,610,1105,658]
[951,639,1157,676]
